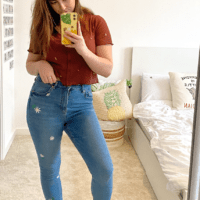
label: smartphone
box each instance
[61,12,78,45]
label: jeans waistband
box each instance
[35,74,91,93]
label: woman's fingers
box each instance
[40,74,57,84]
[48,75,57,84]
[48,76,53,84]
[38,63,57,84]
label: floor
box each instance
[0,133,158,200]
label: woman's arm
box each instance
[26,53,44,76]
[26,52,57,83]
[80,44,113,78]
[64,22,113,78]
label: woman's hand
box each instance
[38,61,57,84]
[64,21,88,56]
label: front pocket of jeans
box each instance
[31,81,53,96]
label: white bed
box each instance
[126,47,199,200]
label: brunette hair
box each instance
[29,0,95,59]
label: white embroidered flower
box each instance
[35,107,41,113]
[50,136,54,141]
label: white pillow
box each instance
[141,73,172,102]
[169,72,197,109]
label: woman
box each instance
[26,0,114,199]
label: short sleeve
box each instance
[27,43,33,53]
[95,15,114,46]
[27,39,41,54]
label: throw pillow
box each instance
[169,72,197,109]
[92,79,133,121]
[91,80,121,92]
[141,73,172,102]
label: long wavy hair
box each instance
[29,0,95,59]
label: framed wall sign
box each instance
[2,0,14,66]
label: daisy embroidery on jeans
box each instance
[50,136,54,141]
[40,154,44,159]
[35,107,41,113]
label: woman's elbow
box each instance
[105,64,113,78]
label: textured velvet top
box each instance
[27,14,114,86]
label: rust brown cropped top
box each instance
[27,14,114,86]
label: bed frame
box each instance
[126,47,199,200]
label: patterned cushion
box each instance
[91,80,121,92]
[92,79,133,121]
[169,72,197,109]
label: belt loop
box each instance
[35,73,39,81]
[82,85,86,93]
[54,81,58,88]
[81,85,83,93]
[88,84,92,91]
[68,85,71,92]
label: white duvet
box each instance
[133,100,193,194]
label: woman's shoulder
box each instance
[83,14,107,26]
[83,13,104,20]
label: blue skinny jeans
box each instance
[26,74,114,200]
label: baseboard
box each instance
[1,130,15,160]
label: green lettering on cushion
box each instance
[104,90,121,110]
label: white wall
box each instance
[13,0,200,135]
[1,0,15,160]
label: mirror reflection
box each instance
[0,0,200,199]
[129,47,198,200]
